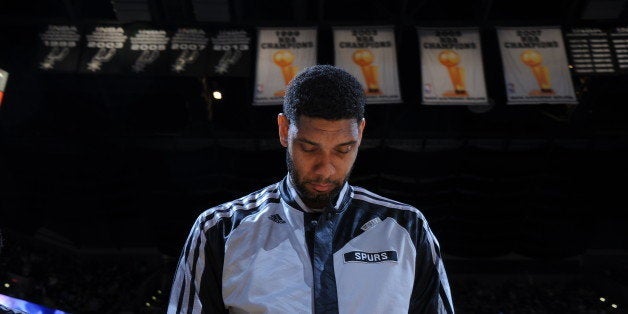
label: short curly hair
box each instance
[283,64,365,124]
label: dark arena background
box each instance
[1,0,628,313]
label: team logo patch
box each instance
[268,214,286,224]
[360,217,382,231]
[344,251,398,263]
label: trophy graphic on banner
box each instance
[40,47,70,70]
[86,47,117,72]
[352,49,380,95]
[438,50,467,96]
[520,49,554,95]
[273,50,298,97]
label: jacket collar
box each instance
[279,173,352,213]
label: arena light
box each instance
[212,90,223,100]
[601,297,607,302]
[612,304,618,309]
[3,283,9,288]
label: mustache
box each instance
[305,178,339,185]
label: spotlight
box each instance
[612,304,618,309]
[212,91,222,100]
[601,297,607,302]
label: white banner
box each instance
[0,68,7,107]
[333,26,401,104]
[418,27,488,105]
[497,26,577,104]
[253,27,317,105]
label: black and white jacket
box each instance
[168,174,454,313]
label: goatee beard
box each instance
[286,151,350,209]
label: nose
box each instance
[313,152,336,180]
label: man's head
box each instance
[278,65,366,209]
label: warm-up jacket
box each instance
[168,174,454,313]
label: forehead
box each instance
[290,116,360,140]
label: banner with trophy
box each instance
[0,68,8,107]
[253,27,317,105]
[333,26,401,104]
[78,25,129,74]
[36,24,82,72]
[496,26,577,104]
[418,27,489,105]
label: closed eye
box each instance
[300,143,318,152]
[336,145,353,154]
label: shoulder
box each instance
[194,182,281,228]
[350,185,427,220]
[0,305,27,314]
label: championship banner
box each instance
[36,24,82,72]
[496,26,577,104]
[565,27,616,75]
[418,27,488,105]
[610,26,628,74]
[78,25,129,74]
[123,24,171,75]
[0,68,8,107]
[253,27,317,105]
[208,29,252,77]
[166,27,210,76]
[333,26,401,104]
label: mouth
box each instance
[309,182,335,193]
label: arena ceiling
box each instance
[1,0,627,25]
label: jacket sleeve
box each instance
[167,212,228,314]
[409,218,455,314]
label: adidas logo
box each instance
[269,214,286,224]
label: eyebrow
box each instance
[296,138,357,147]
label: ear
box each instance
[357,118,366,144]
[277,113,289,147]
